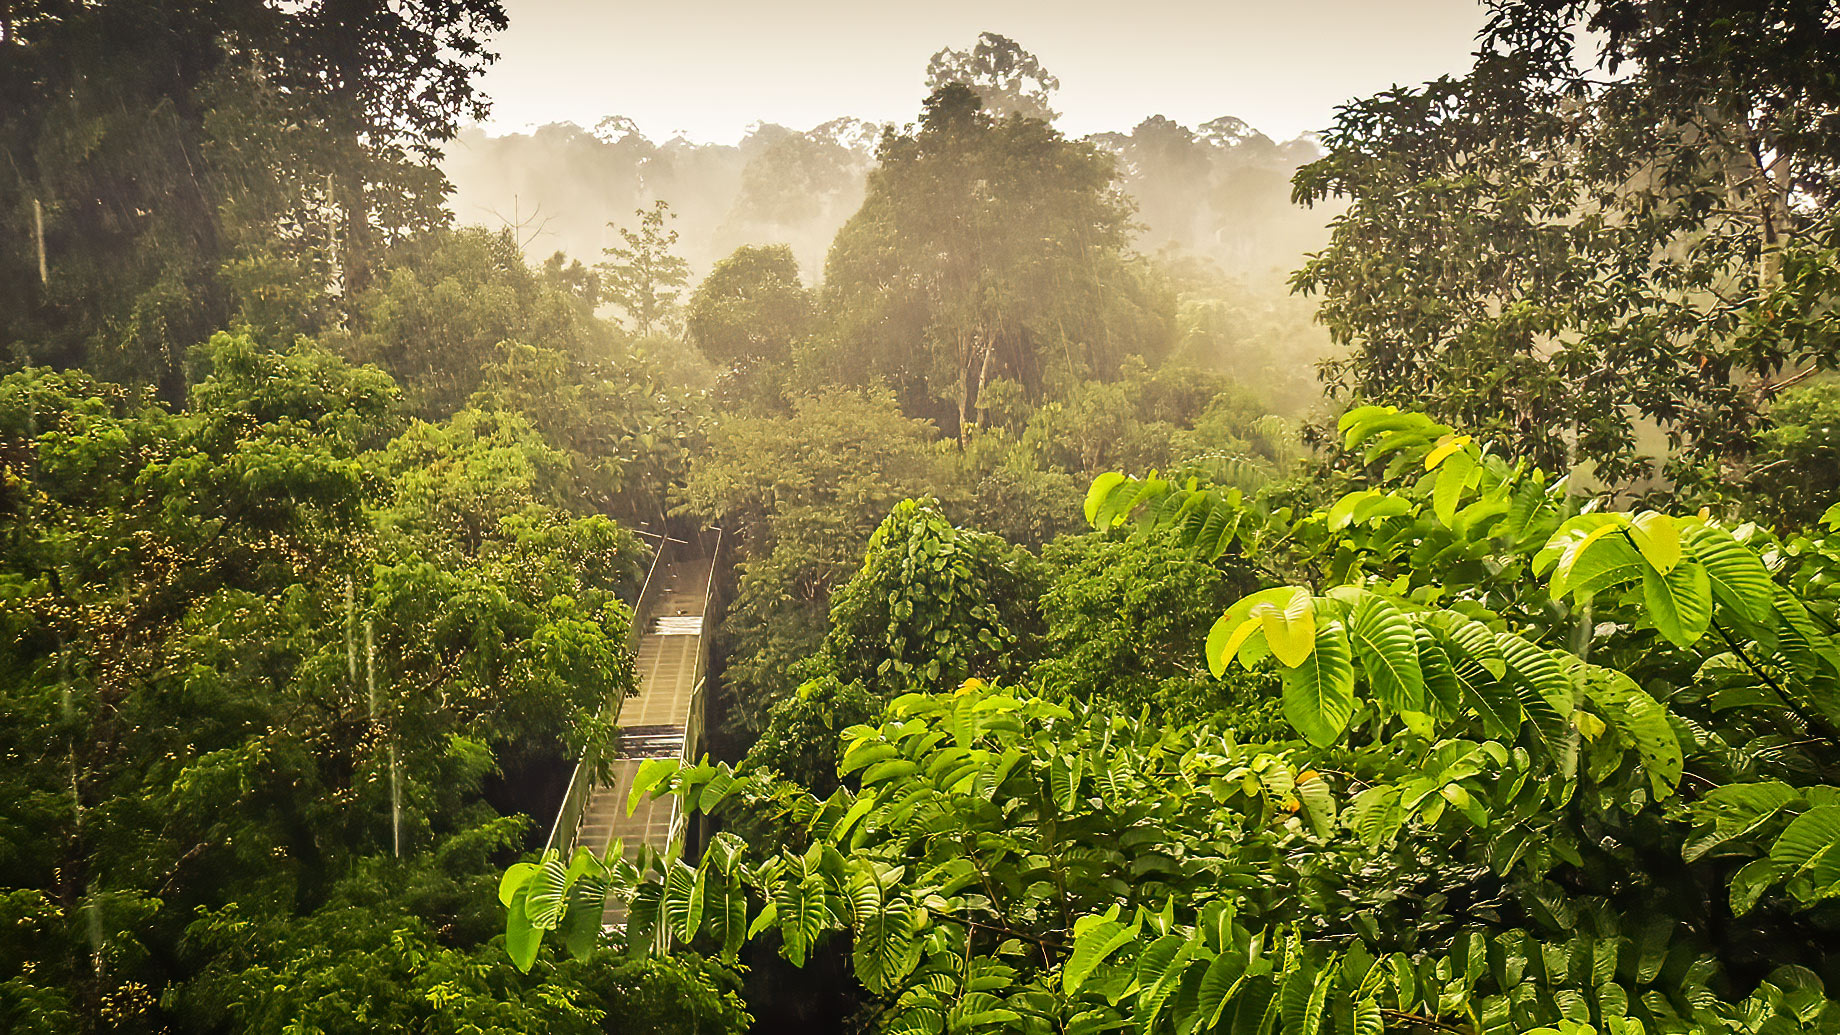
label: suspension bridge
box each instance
[543,529,722,915]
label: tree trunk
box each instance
[971,334,996,429]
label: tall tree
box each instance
[599,200,691,336]
[685,244,814,371]
[277,0,508,296]
[822,85,1171,437]
[0,0,507,398]
[924,32,1060,122]
[1293,0,1840,488]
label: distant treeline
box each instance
[442,112,1331,289]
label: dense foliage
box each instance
[506,406,1840,1035]
[1294,1,1840,489]
[13,3,1840,1033]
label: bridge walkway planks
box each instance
[569,552,714,922]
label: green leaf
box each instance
[1643,559,1713,647]
[1327,490,1375,531]
[1352,997,1383,1035]
[1347,595,1425,716]
[505,885,542,973]
[1347,785,1407,847]
[561,874,609,960]
[498,861,539,907]
[1065,910,1143,995]
[1424,434,1473,471]
[1198,945,1249,1029]
[1683,781,1800,861]
[1497,634,1577,769]
[1684,524,1775,624]
[1564,535,1645,601]
[1295,769,1338,837]
[1207,615,1263,678]
[1730,857,1786,916]
[1051,751,1085,812]
[702,873,749,962]
[1279,960,1317,1035]
[1628,511,1681,574]
[1302,958,1338,1035]
[774,864,831,967]
[1582,667,1684,799]
[1211,587,1312,673]
[1281,620,1357,747]
[847,862,921,995]
[629,758,681,815]
[1433,450,1476,526]
[1551,518,1628,599]
[524,854,572,930]
[661,861,703,944]
[625,877,664,957]
[1262,588,1318,668]
[1084,472,1128,527]
[1770,805,1840,894]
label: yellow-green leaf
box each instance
[1628,511,1681,574]
[1262,588,1318,668]
[1424,434,1473,471]
[1432,450,1476,526]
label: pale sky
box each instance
[474,0,1490,143]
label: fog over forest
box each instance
[442,106,1329,289]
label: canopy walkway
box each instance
[544,532,722,913]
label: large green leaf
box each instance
[661,860,703,944]
[1281,621,1357,747]
[1084,472,1128,527]
[1433,450,1476,526]
[1643,559,1713,647]
[561,872,611,960]
[1414,628,1463,719]
[1347,594,1425,716]
[774,864,832,967]
[1683,524,1774,623]
[1565,535,1646,601]
[1065,909,1143,995]
[1730,857,1787,916]
[1198,945,1250,1030]
[1262,588,1318,668]
[1551,518,1629,598]
[1770,805,1840,897]
[847,861,921,995]
[629,757,682,815]
[505,884,542,973]
[1582,667,1684,799]
[1424,433,1473,471]
[1627,511,1681,574]
[523,853,572,930]
[1347,785,1407,846]
[1209,587,1312,674]
[1683,781,1800,861]
[1498,633,1577,771]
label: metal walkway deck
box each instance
[572,552,715,867]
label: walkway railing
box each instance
[543,535,673,855]
[544,526,723,861]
